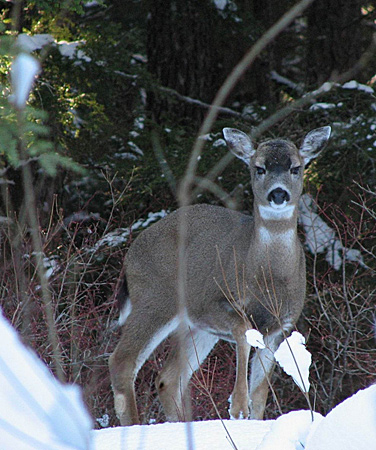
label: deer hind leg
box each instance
[249,329,283,419]
[109,310,179,426]
[156,327,218,422]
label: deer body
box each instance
[109,126,331,425]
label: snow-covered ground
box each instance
[1,308,375,450]
[92,385,376,449]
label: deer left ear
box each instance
[300,126,331,165]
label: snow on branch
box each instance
[298,194,367,271]
[274,332,311,393]
[246,330,312,394]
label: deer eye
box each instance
[290,166,301,175]
[255,166,266,175]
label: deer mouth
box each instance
[270,201,288,209]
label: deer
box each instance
[109,125,331,426]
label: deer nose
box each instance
[268,187,290,205]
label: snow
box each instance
[91,384,376,450]
[92,419,273,450]
[309,102,336,111]
[305,385,376,450]
[1,306,376,450]
[0,309,92,450]
[247,329,311,393]
[90,210,168,251]
[342,80,374,94]
[213,0,229,11]
[257,411,323,450]
[298,194,367,270]
[245,329,266,349]
[17,34,54,52]
[58,41,91,63]
[9,53,40,109]
[16,34,91,64]
[213,138,227,147]
[274,332,311,393]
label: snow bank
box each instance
[256,410,323,450]
[92,419,273,450]
[92,383,376,450]
[305,384,376,450]
[0,309,92,450]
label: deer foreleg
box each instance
[229,328,251,419]
[249,329,282,419]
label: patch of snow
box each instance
[245,329,266,349]
[298,194,367,270]
[342,80,374,94]
[198,133,213,141]
[213,0,228,10]
[0,309,92,449]
[212,138,226,147]
[113,152,138,160]
[96,414,110,428]
[309,103,336,111]
[17,34,54,52]
[127,141,144,156]
[90,210,168,252]
[274,332,311,393]
[134,117,145,130]
[9,53,40,109]
[256,410,323,450]
[16,34,91,63]
[58,41,91,63]
[43,255,59,279]
[69,108,84,129]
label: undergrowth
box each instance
[1,182,375,428]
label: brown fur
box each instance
[109,126,331,425]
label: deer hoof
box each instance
[229,394,250,420]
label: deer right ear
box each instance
[223,128,255,166]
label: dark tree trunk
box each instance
[146,0,221,124]
[248,0,288,105]
[306,0,363,86]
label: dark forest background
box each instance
[0,0,375,428]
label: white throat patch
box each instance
[258,204,295,220]
[258,226,295,246]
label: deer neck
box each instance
[250,202,300,272]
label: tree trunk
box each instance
[306,0,363,86]
[146,0,221,124]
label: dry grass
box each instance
[0,185,375,428]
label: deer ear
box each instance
[223,128,255,167]
[300,126,331,165]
